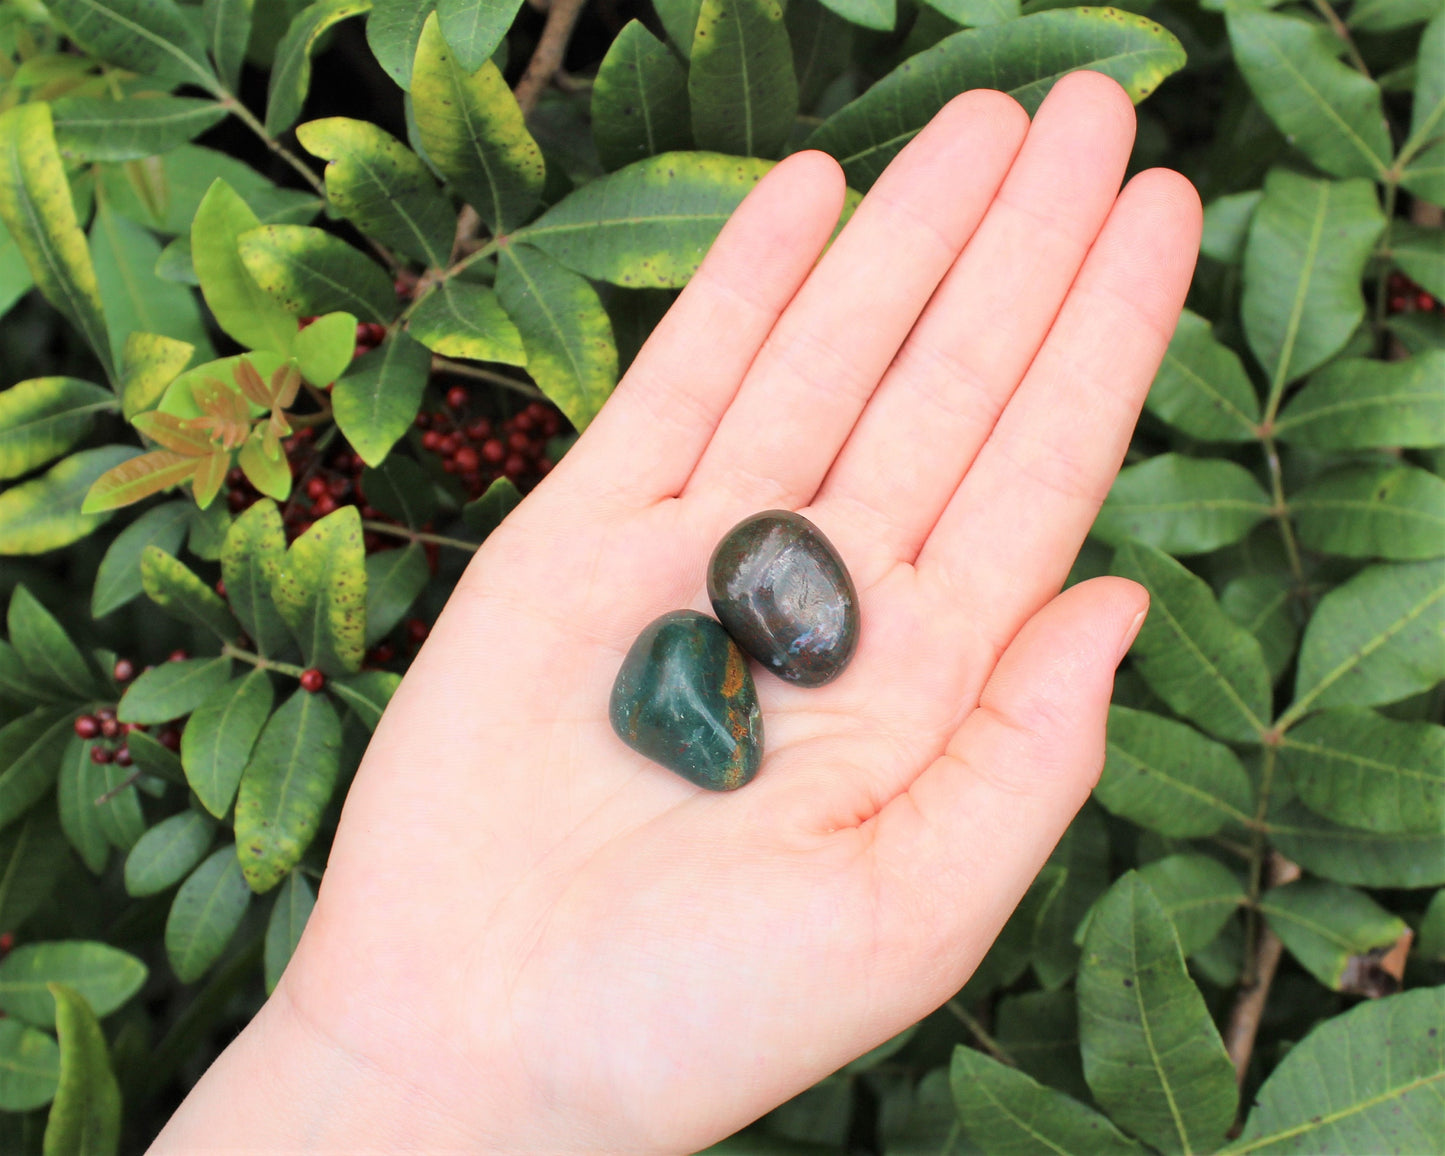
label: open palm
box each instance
[155,71,1201,1155]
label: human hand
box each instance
[154,70,1200,1155]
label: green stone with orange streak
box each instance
[609,610,763,791]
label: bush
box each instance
[0,0,1440,1150]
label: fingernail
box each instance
[1116,608,1148,665]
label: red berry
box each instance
[299,668,326,693]
[406,618,429,644]
[306,476,329,500]
[365,322,387,344]
[503,454,528,479]
[446,385,469,410]
[122,721,145,735]
[115,745,133,768]
[293,519,314,537]
[74,715,100,739]
[100,716,120,738]
[537,458,553,475]
[363,532,385,553]
[1418,291,1436,311]
[96,707,116,723]
[368,642,396,664]
[168,648,188,662]
[90,745,113,765]
[541,413,562,437]
[453,446,480,471]
[461,470,483,490]
[415,412,432,429]
[422,430,444,452]
[360,505,380,519]
[466,418,492,440]
[313,494,337,516]
[1389,294,1409,312]
[228,489,248,512]
[328,477,349,498]
[507,431,531,453]
[439,434,462,456]
[113,658,136,683]
[481,438,506,464]
[0,933,13,955]
[512,412,535,434]
[215,579,227,598]
[158,728,181,751]
[227,467,246,486]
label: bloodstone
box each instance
[609,610,763,791]
[708,510,859,687]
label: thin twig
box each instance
[1261,437,1305,589]
[1226,853,1302,1092]
[93,768,142,806]
[362,520,480,552]
[222,643,309,679]
[1309,0,1372,80]
[432,355,545,399]
[221,97,327,198]
[945,1000,1016,1068]
[513,0,589,115]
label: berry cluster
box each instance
[416,392,559,500]
[74,655,184,765]
[1386,272,1439,314]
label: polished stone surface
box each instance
[708,510,859,688]
[609,610,763,791]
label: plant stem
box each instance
[222,643,308,679]
[1239,744,1280,988]
[1262,437,1305,589]
[92,768,142,806]
[1371,178,1400,350]
[945,999,1016,1067]
[221,96,327,199]
[431,356,545,399]
[513,0,589,115]
[362,520,480,552]
[1309,0,1372,79]
[1226,853,1302,1092]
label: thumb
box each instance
[873,576,1147,994]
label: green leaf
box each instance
[140,546,241,641]
[0,378,116,482]
[332,332,431,467]
[117,656,233,725]
[921,0,1010,27]
[164,845,250,982]
[1225,5,1390,181]
[787,0,855,110]
[1200,190,1261,265]
[43,984,120,1156]
[1291,462,1445,560]
[0,943,145,1029]
[1347,0,1439,30]
[0,1019,60,1112]
[1280,708,1444,834]
[520,152,772,288]
[296,118,453,267]
[805,8,1185,188]
[0,105,114,383]
[93,760,143,851]
[122,730,185,786]
[364,543,427,646]
[263,870,314,993]
[51,96,227,163]
[0,447,139,554]
[124,810,215,896]
[234,689,342,892]
[181,669,275,818]
[366,0,435,88]
[1418,890,1445,959]
[1031,807,1110,990]
[47,0,219,92]
[1135,853,1245,957]
[120,332,195,420]
[222,500,293,657]
[272,505,367,674]
[293,311,357,387]
[7,587,98,701]
[591,22,692,173]
[1266,797,1445,888]
[1274,352,1445,448]
[192,179,298,355]
[0,811,68,934]
[238,224,396,324]
[495,242,617,432]
[654,0,705,55]
[91,501,192,618]
[89,201,212,365]
[1287,560,1445,722]
[1259,879,1408,990]
[949,1046,1147,1155]
[1111,541,1272,743]
[329,670,401,731]
[993,989,1087,1102]
[57,740,110,875]
[1227,986,1445,1154]
[1391,222,1445,301]
[204,0,255,91]
[411,12,545,233]
[1096,706,1255,837]
[1220,573,1299,684]
[360,456,439,526]
[189,495,234,561]
[1078,872,1237,1155]
[689,0,797,159]
[407,279,525,363]
[1144,310,1260,442]
[1241,169,1384,391]
[461,475,520,536]
[265,0,374,134]
[1094,454,1272,555]
[436,0,520,72]
[1400,12,1445,206]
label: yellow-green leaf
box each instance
[192,179,298,355]
[0,447,138,554]
[265,0,374,135]
[238,224,397,323]
[0,378,117,481]
[272,505,367,674]
[120,332,195,420]
[140,545,241,641]
[42,984,120,1156]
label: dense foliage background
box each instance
[0,0,1440,1148]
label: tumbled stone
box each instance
[609,610,763,791]
[708,510,859,688]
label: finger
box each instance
[561,150,847,507]
[682,90,1030,513]
[868,577,1147,995]
[918,169,1202,642]
[814,72,1137,563]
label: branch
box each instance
[1226,853,1302,1090]
[946,999,1017,1068]
[513,0,588,115]
[431,355,545,399]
